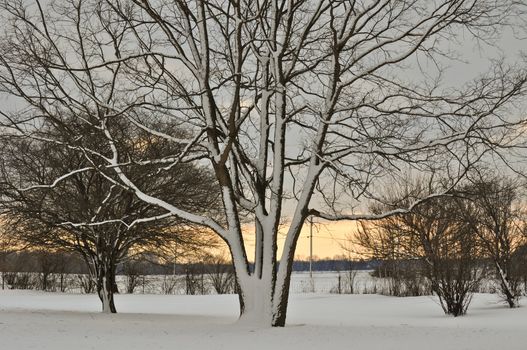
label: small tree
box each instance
[122,258,145,294]
[512,244,527,294]
[0,132,220,312]
[407,196,485,315]
[205,252,236,294]
[459,176,526,308]
[355,186,483,316]
[35,249,58,291]
[355,216,427,297]
[333,253,360,295]
[0,218,18,289]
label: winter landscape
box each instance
[2,277,527,350]
[1,0,527,348]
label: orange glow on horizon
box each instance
[240,220,360,262]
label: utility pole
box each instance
[309,216,314,293]
[173,240,177,276]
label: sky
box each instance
[239,220,360,261]
[288,220,358,260]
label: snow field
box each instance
[1,290,526,350]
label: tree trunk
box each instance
[495,261,518,308]
[96,262,117,313]
[229,242,280,326]
[236,274,276,327]
[60,274,65,292]
[272,256,294,327]
[231,244,295,327]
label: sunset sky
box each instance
[290,220,358,260]
[241,220,360,261]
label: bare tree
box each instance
[122,257,146,294]
[333,251,360,295]
[416,200,483,316]
[512,244,527,295]
[352,197,429,298]
[354,183,484,316]
[458,175,526,308]
[0,130,220,312]
[0,215,24,290]
[205,251,236,294]
[77,274,97,294]
[0,0,526,326]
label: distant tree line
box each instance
[0,248,238,296]
[291,259,377,272]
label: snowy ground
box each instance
[1,290,526,350]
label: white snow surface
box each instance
[1,290,526,349]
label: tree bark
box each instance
[495,261,518,308]
[96,261,117,313]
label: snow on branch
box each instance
[309,192,454,222]
[61,212,174,231]
[18,167,94,191]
